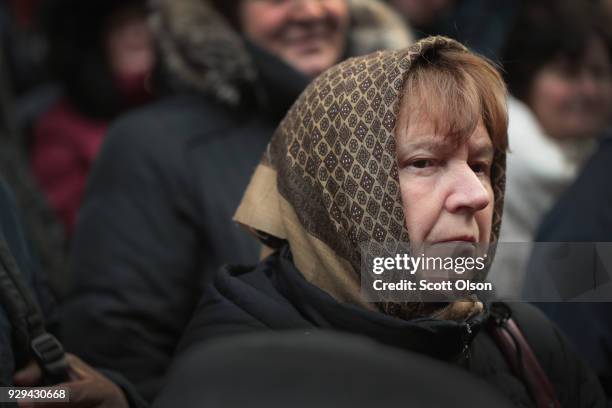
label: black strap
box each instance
[0,238,68,384]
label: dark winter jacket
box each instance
[0,38,67,301]
[61,85,280,400]
[525,134,612,397]
[535,134,612,242]
[0,182,146,406]
[155,331,516,408]
[0,180,34,386]
[60,0,412,401]
[176,246,606,408]
[0,179,59,386]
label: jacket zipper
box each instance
[462,322,473,361]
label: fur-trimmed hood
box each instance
[149,0,413,106]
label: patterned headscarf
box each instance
[235,36,507,320]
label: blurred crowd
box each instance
[0,0,611,406]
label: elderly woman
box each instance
[22,35,604,408]
[154,37,602,406]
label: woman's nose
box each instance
[444,165,490,213]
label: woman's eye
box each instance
[470,162,490,175]
[410,159,436,169]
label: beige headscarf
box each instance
[235,36,507,321]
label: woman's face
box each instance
[528,34,612,140]
[104,7,154,79]
[396,119,494,246]
[238,0,350,77]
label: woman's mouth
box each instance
[436,235,477,243]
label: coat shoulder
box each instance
[96,93,250,182]
[106,94,239,150]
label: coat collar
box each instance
[270,246,490,361]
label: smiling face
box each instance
[238,0,350,77]
[104,6,154,79]
[397,120,494,246]
[528,34,612,140]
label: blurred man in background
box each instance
[59,0,412,402]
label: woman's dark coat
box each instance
[175,247,606,408]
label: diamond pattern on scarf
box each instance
[266,37,505,276]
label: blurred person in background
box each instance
[0,173,146,408]
[0,16,67,304]
[488,0,612,295]
[60,0,412,402]
[385,0,518,60]
[0,0,48,98]
[523,131,612,400]
[30,0,155,237]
